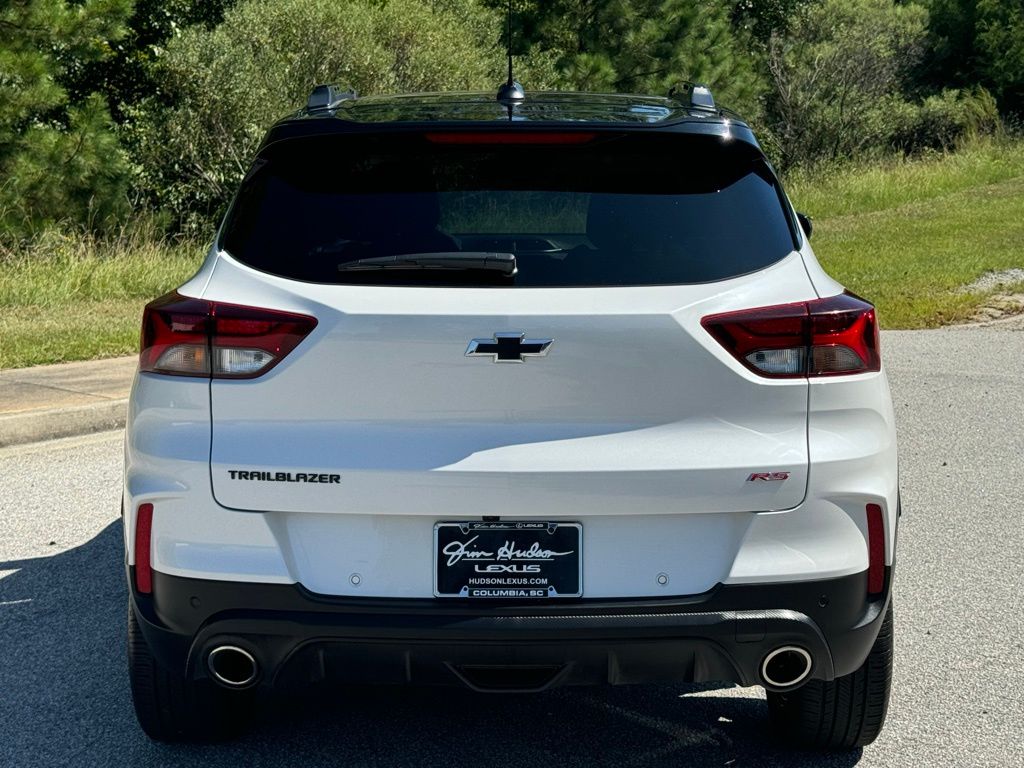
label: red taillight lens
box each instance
[209,303,318,378]
[701,293,881,378]
[702,301,809,377]
[140,292,317,379]
[139,293,210,376]
[134,503,154,594]
[425,131,596,145]
[866,503,886,595]
[807,294,881,376]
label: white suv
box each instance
[124,84,898,749]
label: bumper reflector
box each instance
[134,503,154,594]
[866,503,885,595]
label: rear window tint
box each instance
[221,133,797,287]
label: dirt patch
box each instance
[958,269,1024,323]
[965,293,1024,323]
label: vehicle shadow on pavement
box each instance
[0,522,863,768]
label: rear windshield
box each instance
[221,132,797,287]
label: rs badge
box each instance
[747,471,790,482]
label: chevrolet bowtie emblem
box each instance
[465,333,553,363]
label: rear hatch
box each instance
[206,130,813,517]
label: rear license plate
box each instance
[434,522,582,598]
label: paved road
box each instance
[1,322,1022,767]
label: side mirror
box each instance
[797,212,813,240]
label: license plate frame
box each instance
[433,521,582,598]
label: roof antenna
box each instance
[496,0,525,106]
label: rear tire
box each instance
[767,603,893,750]
[128,601,252,742]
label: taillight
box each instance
[701,293,880,378]
[139,293,211,376]
[134,503,154,594]
[866,503,886,595]
[209,303,317,378]
[140,292,317,379]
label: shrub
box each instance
[892,87,1001,153]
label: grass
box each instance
[0,227,203,369]
[788,139,1024,328]
[786,139,1024,217]
[1,139,1023,368]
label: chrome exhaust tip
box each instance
[207,645,258,688]
[760,646,812,689]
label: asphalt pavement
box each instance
[1,320,1022,767]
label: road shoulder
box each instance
[0,356,135,448]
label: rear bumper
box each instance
[131,567,891,693]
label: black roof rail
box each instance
[306,84,358,112]
[668,82,717,113]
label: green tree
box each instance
[920,0,979,89]
[0,0,132,238]
[731,0,808,43]
[765,0,931,167]
[922,0,1024,114]
[484,0,765,116]
[62,0,235,120]
[974,0,1024,113]
[130,0,544,232]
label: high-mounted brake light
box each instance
[140,292,317,379]
[701,293,880,378]
[425,132,596,145]
[134,503,154,594]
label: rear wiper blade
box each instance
[337,252,517,276]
